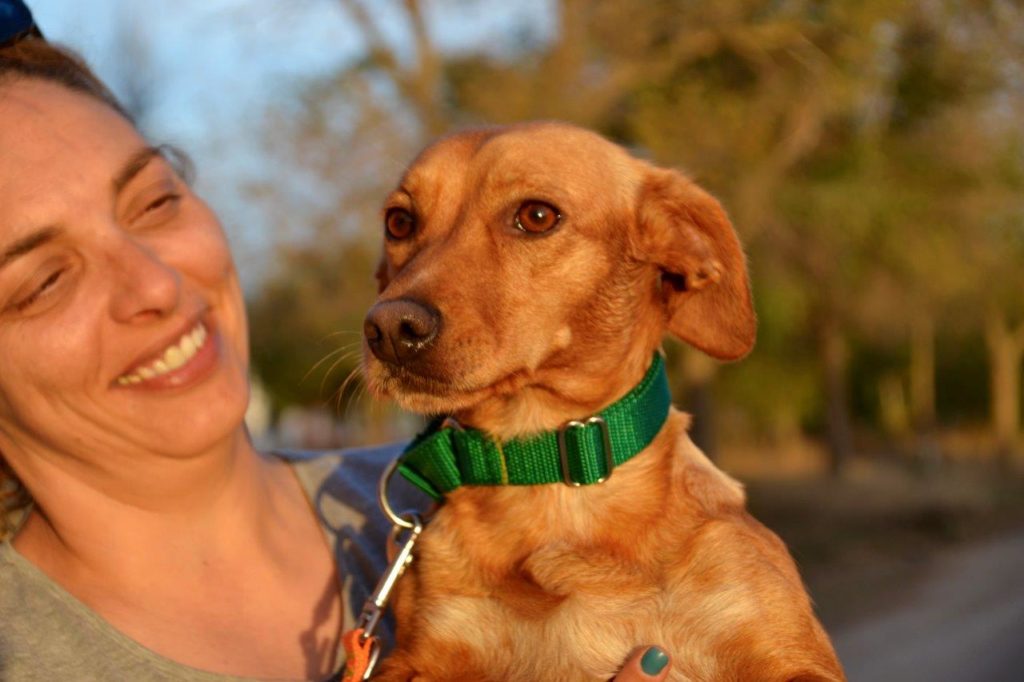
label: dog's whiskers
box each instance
[319,350,363,396]
[332,365,365,418]
[303,340,362,384]
[320,330,364,342]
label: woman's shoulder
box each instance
[0,542,247,681]
[273,442,433,655]
[0,541,69,649]
[275,442,429,529]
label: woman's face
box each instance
[0,79,250,467]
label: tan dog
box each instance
[362,122,844,681]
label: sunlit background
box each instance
[29,1,1024,679]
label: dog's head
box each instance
[362,122,754,417]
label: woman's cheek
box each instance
[166,203,235,287]
[0,316,90,423]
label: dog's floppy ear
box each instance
[634,167,755,360]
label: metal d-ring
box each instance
[377,457,417,530]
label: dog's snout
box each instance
[364,299,440,365]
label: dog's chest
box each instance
[405,521,744,681]
[411,563,741,681]
[416,563,659,680]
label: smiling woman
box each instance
[0,76,251,494]
[0,16,373,682]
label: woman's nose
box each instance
[107,239,181,322]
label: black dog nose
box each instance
[364,299,441,365]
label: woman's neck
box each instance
[10,428,291,586]
[8,429,345,680]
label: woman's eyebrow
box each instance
[0,226,62,272]
[112,146,164,195]
[0,148,164,274]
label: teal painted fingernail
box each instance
[640,646,669,676]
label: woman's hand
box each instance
[612,645,671,681]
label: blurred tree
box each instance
[758,0,1015,471]
[246,0,1023,467]
[972,1,1024,461]
[864,1,1024,460]
[966,134,1024,460]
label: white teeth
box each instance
[164,346,186,370]
[117,322,208,385]
[180,333,196,358]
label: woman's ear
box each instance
[633,167,756,360]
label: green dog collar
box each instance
[397,353,672,500]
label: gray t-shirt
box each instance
[0,444,428,682]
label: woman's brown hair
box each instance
[0,35,130,118]
[0,36,131,540]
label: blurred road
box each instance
[831,528,1024,682]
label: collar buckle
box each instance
[557,415,614,487]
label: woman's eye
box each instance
[385,208,416,241]
[14,268,65,311]
[515,201,561,234]
[139,193,181,219]
[147,193,180,212]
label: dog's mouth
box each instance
[377,363,461,395]
[368,358,535,415]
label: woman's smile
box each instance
[114,317,221,390]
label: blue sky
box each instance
[28,0,554,289]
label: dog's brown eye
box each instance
[515,201,561,234]
[385,208,416,240]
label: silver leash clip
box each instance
[353,457,427,680]
[354,512,423,680]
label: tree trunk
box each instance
[909,313,936,432]
[984,309,1024,460]
[821,319,854,476]
[909,312,943,471]
[877,372,909,437]
[682,349,718,460]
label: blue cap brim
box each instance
[0,0,42,45]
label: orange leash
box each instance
[341,628,376,682]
